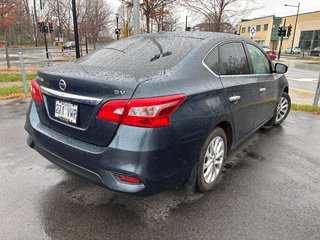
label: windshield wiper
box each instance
[103,47,125,53]
[150,51,172,62]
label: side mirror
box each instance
[275,63,288,74]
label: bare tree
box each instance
[78,0,112,49]
[180,0,256,32]
[117,1,134,38]
[0,0,21,68]
[152,3,178,31]
[124,0,177,33]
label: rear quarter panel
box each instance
[132,42,233,170]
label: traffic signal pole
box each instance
[39,0,49,59]
[277,19,286,60]
[44,33,49,59]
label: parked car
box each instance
[25,32,291,196]
[284,47,301,54]
[261,46,278,60]
[308,47,320,56]
[63,41,76,50]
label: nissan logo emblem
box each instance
[59,79,67,91]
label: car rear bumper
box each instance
[25,101,199,195]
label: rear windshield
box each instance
[76,35,202,75]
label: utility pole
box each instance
[72,0,80,59]
[57,0,63,50]
[291,3,300,54]
[31,9,37,47]
[33,0,38,47]
[185,16,187,31]
[133,0,140,35]
[284,3,300,54]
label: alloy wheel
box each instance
[276,97,289,123]
[203,136,224,184]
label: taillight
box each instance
[97,94,186,128]
[31,79,43,102]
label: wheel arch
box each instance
[216,121,233,153]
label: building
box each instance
[238,11,320,51]
[238,15,281,50]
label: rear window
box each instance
[76,36,202,75]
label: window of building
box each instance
[299,30,320,50]
[219,43,250,75]
[264,24,268,31]
[256,25,261,32]
[248,27,250,32]
[246,44,271,74]
[241,27,246,33]
[204,47,219,75]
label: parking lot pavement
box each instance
[0,98,320,240]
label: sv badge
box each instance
[114,90,126,95]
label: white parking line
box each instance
[287,77,318,82]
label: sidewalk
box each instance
[290,88,316,105]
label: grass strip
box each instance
[0,73,37,82]
[291,104,320,114]
[0,86,31,99]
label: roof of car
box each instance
[137,31,245,42]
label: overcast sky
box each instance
[108,0,320,28]
[248,0,320,18]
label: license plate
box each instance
[54,100,78,124]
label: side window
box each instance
[246,44,271,74]
[219,43,250,75]
[204,47,219,75]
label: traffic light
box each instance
[282,29,287,37]
[278,26,287,38]
[49,21,53,33]
[43,25,49,34]
[115,28,121,35]
[287,24,292,37]
[38,22,44,33]
[278,26,283,37]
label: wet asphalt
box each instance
[0,98,320,240]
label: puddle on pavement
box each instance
[37,128,264,238]
[39,173,203,232]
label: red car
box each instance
[261,46,277,60]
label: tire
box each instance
[196,127,227,192]
[268,92,291,126]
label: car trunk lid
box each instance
[36,63,156,147]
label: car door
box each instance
[218,42,261,144]
[245,43,279,126]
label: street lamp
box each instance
[284,2,300,54]
[115,13,120,40]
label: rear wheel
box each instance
[268,92,291,126]
[196,127,227,192]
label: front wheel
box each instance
[196,127,227,192]
[268,92,291,126]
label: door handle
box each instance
[259,88,266,93]
[229,95,241,103]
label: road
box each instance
[281,59,319,92]
[0,99,320,240]
[1,47,319,92]
[0,46,94,68]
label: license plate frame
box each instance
[54,100,79,125]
